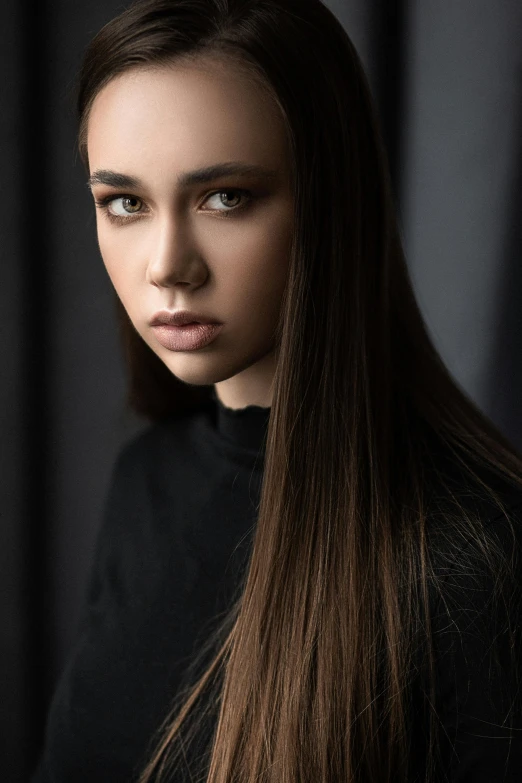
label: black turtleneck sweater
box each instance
[30,390,522,782]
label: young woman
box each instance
[32,0,522,781]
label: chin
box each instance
[163,348,265,389]
[157,351,231,387]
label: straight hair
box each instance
[76,1,522,780]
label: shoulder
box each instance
[417,421,522,566]
[426,468,522,676]
[423,435,522,605]
[417,427,522,647]
[96,414,192,539]
[425,462,522,586]
[430,496,522,622]
[427,495,522,778]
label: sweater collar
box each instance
[210,386,271,455]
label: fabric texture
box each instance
[30,391,522,782]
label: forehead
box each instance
[86,56,289,182]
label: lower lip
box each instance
[151,322,224,351]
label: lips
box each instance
[149,309,221,327]
[151,322,224,351]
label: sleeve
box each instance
[29,435,148,783]
[431,502,522,782]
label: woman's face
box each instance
[86,55,294,409]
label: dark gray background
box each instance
[2,0,521,780]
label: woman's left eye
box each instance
[202,189,252,212]
[94,188,252,224]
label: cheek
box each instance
[97,229,137,283]
[227,228,291,318]
[257,215,293,296]
[231,208,292,281]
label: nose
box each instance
[145,212,208,289]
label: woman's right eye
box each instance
[94,194,144,222]
[111,196,143,215]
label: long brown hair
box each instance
[75,1,522,780]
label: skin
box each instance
[86,54,294,410]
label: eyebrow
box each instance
[86,162,279,191]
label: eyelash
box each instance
[93,188,253,225]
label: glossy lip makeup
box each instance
[151,322,224,351]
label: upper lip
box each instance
[149,309,221,326]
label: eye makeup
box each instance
[93,187,255,225]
